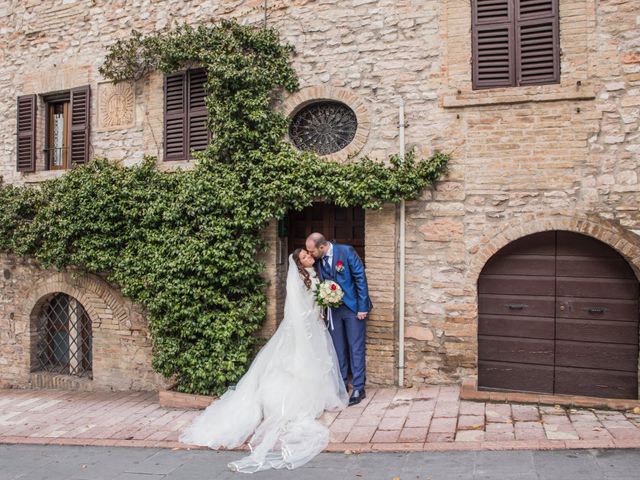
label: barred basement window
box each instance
[289,101,358,155]
[35,293,93,378]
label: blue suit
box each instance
[318,243,372,391]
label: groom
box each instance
[306,233,372,406]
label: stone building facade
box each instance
[0,254,166,391]
[1,0,639,398]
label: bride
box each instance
[180,248,349,473]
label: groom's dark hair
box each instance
[308,232,328,247]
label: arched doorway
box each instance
[478,231,639,399]
[287,203,365,260]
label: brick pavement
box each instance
[1,386,640,452]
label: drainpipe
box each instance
[264,0,268,28]
[398,97,406,388]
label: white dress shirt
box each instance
[323,242,334,271]
[323,242,336,330]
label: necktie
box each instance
[321,255,334,330]
[322,255,330,275]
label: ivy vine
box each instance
[1,20,449,395]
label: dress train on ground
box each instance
[180,257,348,473]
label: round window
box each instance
[289,101,358,155]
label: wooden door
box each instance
[554,232,639,398]
[288,203,365,261]
[478,232,557,394]
[478,231,639,399]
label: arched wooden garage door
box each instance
[478,231,639,399]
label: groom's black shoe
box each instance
[348,389,366,406]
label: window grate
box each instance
[289,101,358,155]
[35,293,92,378]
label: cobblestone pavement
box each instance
[1,386,640,452]
[2,444,640,480]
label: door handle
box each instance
[505,303,527,310]
[583,307,608,314]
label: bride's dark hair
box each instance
[292,248,312,290]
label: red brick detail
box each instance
[158,390,215,409]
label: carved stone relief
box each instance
[97,82,135,131]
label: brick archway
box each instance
[17,272,129,332]
[18,273,119,383]
[7,269,164,391]
[467,214,640,399]
[281,85,371,162]
[467,214,640,286]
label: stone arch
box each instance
[18,271,131,332]
[28,287,107,334]
[470,214,640,399]
[467,214,640,286]
[17,273,118,375]
[0,256,164,391]
[281,85,371,162]
[15,271,135,379]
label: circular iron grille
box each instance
[289,101,358,155]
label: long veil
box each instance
[179,255,348,472]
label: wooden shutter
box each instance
[472,0,515,89]
[187,68,210,157]
[16,95,37,172]
[515,0,559,85]
[70,85,91,166]
[164,72,187,161]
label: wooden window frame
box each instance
[44,93,71,170]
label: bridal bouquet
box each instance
[315,280,344,308]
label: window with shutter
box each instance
[44,91,70,170]
[163,68,210,161]
[188,69,210,154]
[16,95,37,172]
[516,0,559,85]
[42,86,90,170]
[46,100,69,170]
[472,0,515,89]
[70,86,91,166]
[164,72,187,161]
[472,0,559,89]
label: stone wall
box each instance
[400,0,640,387]
[0,0,639,389]
[0,254,166,391]
[364,205,399,385]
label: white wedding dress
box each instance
[180,255,348,473]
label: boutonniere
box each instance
[335,260,345,273]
